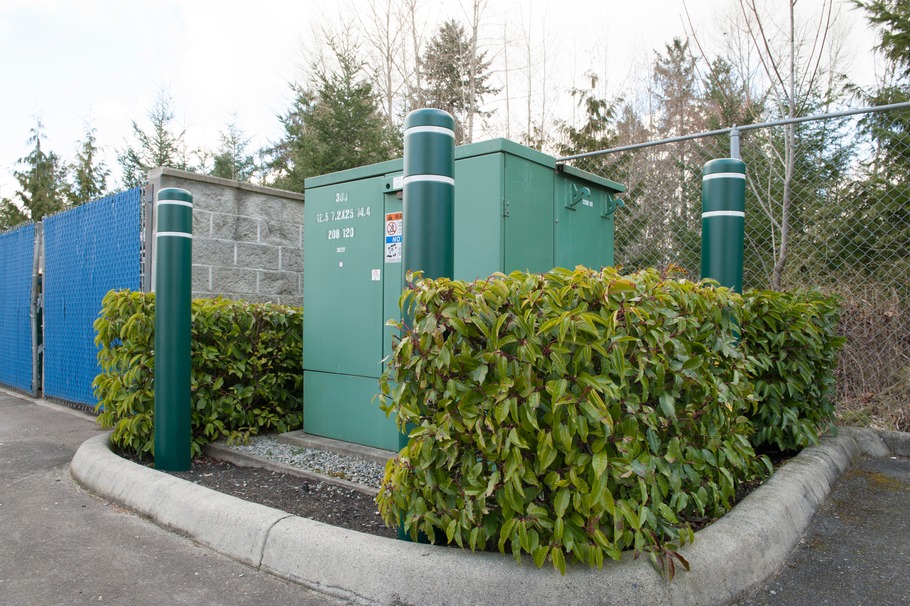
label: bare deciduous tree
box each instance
[738,0,839,289]
[360,0,406,126]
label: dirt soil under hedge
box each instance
[132,451,776,541]
[168,456,398,539]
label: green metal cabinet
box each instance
[302,138,624,450]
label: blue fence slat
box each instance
[43,188,142,406]
[0,223,35,393]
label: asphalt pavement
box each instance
[735,454,910,605]
[0,390,340,606]
[2,387,909,605]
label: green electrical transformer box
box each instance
[302,138,624,451]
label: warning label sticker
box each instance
[385,212,402,263]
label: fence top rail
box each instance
[555,101,910,162]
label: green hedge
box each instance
[378,267,769,576]
[740,289,845,451]
[93,290,303,458]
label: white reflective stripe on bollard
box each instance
[702,210,745,219]
[403,125,456,137]
[703,172,746,181]
[402,175,455,186]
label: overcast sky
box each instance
[0,0,881,200]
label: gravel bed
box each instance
[220,435,387,489]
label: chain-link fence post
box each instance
[30,222,42,397]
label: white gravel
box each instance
[221,435,387,489]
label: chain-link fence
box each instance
[43,188,142,408]
[0,223,36,394]
[564,104,910,431]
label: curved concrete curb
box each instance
[71,433,292,568]
[71,428,900,606]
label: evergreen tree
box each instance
[651,39,710,270]
[118,89,188,187]
[270,41,400,192]
[555,74,668,273]
[854,0,910,74]
[419,19,498,144]
[853,1,910,176]
[0,198,29,231]
[652,38,705,137]
[13,119,70,222]
[836,0,910,283]
[69,124,109,204]
[556,72,618,160]
[701,56,763,130]
[610,103,663,270]
[211,115,256,182]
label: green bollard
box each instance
[398,108,455,541]
[402,108,456,282]
[701,158,746,293]
[154,187,193,471]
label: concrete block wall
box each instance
[146,168,305,307]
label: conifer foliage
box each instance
[270,41,400,192]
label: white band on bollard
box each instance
[156,199,194,208]
[155,231,193,239]
[702,210,745,219]
[403,125,456,137]
[703,172,746,181]
[402,175,455,186]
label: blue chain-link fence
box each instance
[43,188,143,407]
[0,223,35,393]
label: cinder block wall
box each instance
[146,168,305,307]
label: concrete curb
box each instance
[876,429,910,457]
[71,428,901,606]
[71,432,292,568]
